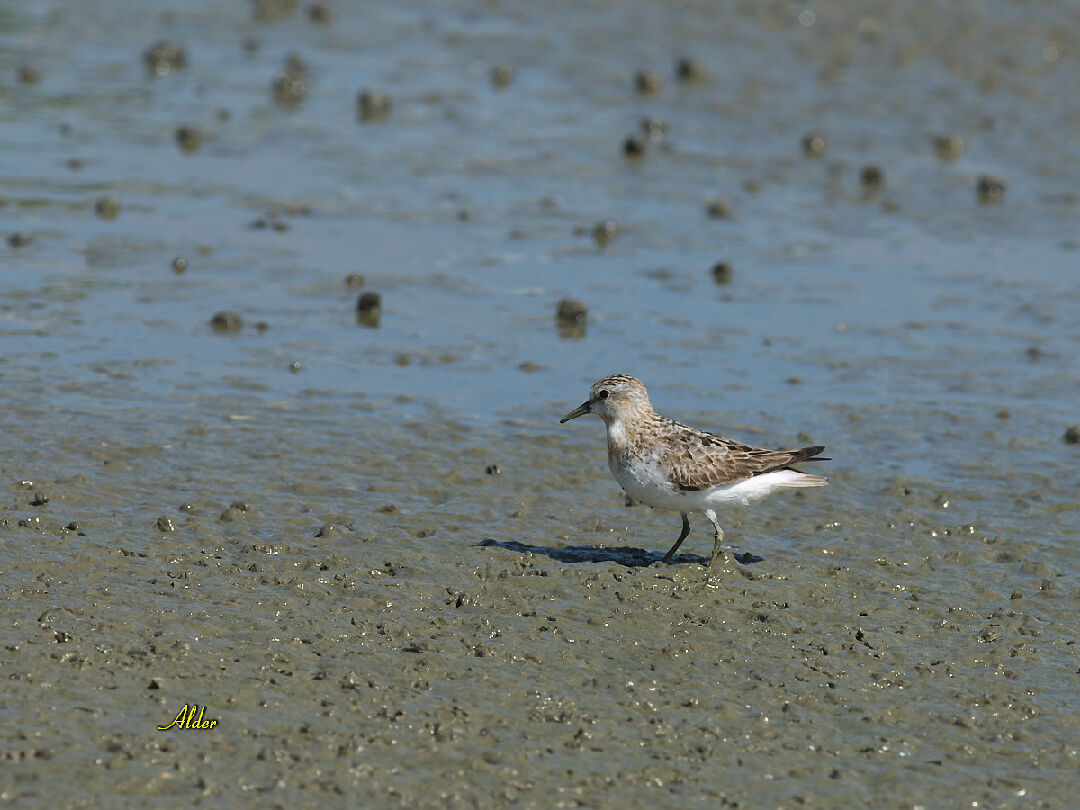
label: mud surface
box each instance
[2,1,1079,807]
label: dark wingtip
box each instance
[795,445,829,463]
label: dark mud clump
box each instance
[705,199,731,219]
[592,220,617,248]
[556,298,587,339]
[711,261,733,284]
[860,165,884,189]
[356,292,382,327]
[143,41,186,76]
[307,2,332,24]
[358,91,391,122]
[94,197,121,220]
[933,134,965,160]
[622,136,646,159]
[491,65,514,88]
[977,175,1006,203]
[634,69,661,95]
[253,0,299,23]
[802,132,826,157]
[176,127,203,154]
[674,56,706,82]
[273,69,306,108]
[210,311,243,332]
[640,116,665,143]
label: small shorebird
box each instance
[560,374,828,565]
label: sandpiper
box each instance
[560,374,828,565]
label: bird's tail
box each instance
[777,472,828,487]
[790,445,830,464]
[781,445,829,486]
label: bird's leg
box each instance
[706,513,725,567]
[661,512,690,564]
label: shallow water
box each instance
[2,0,1078,807]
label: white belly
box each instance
[611,452,812,514]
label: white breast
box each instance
[606,423,687,511]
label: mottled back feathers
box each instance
[653,415,827,490]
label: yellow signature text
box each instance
[157,704,218,731]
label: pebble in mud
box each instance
[485,464,502,475]
[94,197,121,220]
[176,127,203,154]
[1064,426,1080,444]
[356,292,382,314]
[249,215,289,232]
[705,199,731,219]
[273,70,306,107]
[623,136,646,158]
[172,256,188,273]
[356,292,382,327]
[556,299,587,322]
[592,220,617,247]
[674,57,706,82]
[253,0,299,22]
[307,2,332,23]
[860,165,884,189]
[977,175,1005,203]
[357,91,391,122]
[640,117,665,142]
[210,311,243,332]
[712,261,733,284]
[143,41,187,76]
[491,65,514,88]
[933,134,965,160]
[634,70,661,94]
[556,298,587,339]
[7,232,30,248]
[156,516,176,532]
[220,500,253,521]
[802,132,826,157]
[344,273,365,288]
[18,65,41,84]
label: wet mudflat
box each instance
[2,1,1079,807]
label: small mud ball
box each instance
[556,298,587,324]
[358,91,391,122]
[592,220,617,247]
[711,262,733,284]
[356,292,382,314]
[977,175,1005,203]
[802,133,826,157]
[210,311,243,332]
[94,197,121,220]
[860,165,884,188]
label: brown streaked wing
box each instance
[660,424,815,490]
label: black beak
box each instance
[560,400,591,423]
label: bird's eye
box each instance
[598,390,609,400]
